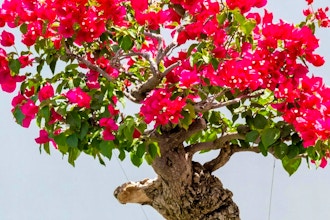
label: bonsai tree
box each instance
[0,0,329,219]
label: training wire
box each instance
[268,158,276,220]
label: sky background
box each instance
[1,0,330,220]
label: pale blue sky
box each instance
[1,0,330,220]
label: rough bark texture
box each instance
[114,119,240,220]
[115,162,239,220]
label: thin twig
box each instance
[65,45,113,81]
[185,132,245,155]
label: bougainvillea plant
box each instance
[1,0,329,219]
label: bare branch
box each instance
[156,25,184,64]
[124,90,138,103]
[65,45,113,81]
[194,90,264,112]
[144,31,163,52]
[125,51,159,76]
[130,60,181,102]
[114,178,157,205]
[185,132,245,155]
[204,145,232,172]
[161,61,181,77]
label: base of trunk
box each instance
[115,162,240,220]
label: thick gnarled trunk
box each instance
[114,162,239,220]
[114,120,240,219]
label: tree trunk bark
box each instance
[114,162,239,220]
[114,121,240,219]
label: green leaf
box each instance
[68,147,81,166]
[245,130,259,143]
[136,143,146,158]
[187,43,198,56]
[241,20,256,35]
[66,134,78,148]
[99,140,114,160]
[20,23,28,34]
[144,154,153,165]
[217,12,227,25]
[39,106,51,124]
[261,128,280,148]
[43,142,50,155]
[13,107,25,125]
[66,111,81,130]
[130,152,143,167]
[9,59,21,74]
[79,122,89,140]
[253,114,268,129]
[287,145,300,159]
[282,156,301,176]
[49,59,57,74]
[118,149,126,161]
[148,142,160,159]
[274,143,288,159]
[119,35,134,51]
[258,142,268,156]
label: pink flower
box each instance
[18,55,34,68]
[20,99,38,128]
[140,88,186,127]
[86,70,100,89]
[133,128,141,139]
[99,117,118,141]
[131,0,148,12]
[65,87,91,108]
[0,30,15,47]
[38,83,54,101]
[99,117,119,131]
[102,128,116,141]
[35,129,57,149]
[179,69,200,89]
[49,108,63,125]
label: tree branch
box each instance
[114,178,157,205]
[194,90,264,112]
[65,45,114,81]
[204,144,233,172]
[185,132,245,155]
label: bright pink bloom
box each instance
[38,83,54,101]
[179,69,200,89]
[49,108,63,125]
[11,93,26,107]
[102,128,116,141]
[99,117,119,131]
[140,88,186,127]
[0,30,15,47]
[18,55,34,68]
[20,99,38,128]
[65,87,91,108]
[35,129,57,149]
[131,0,148,12]
[108,104,119,116]
[99,117,118,141]
[86,70,100,89]
[133,128,141,139]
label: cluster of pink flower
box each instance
[130,0,181,30]
[0,0,126,47]
[65,87,91,109]
[99,104,119,141]
[140,88,186,127]
[0,48,25,92]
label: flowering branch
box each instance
[194,90,264,112]
[65,45,113,81]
